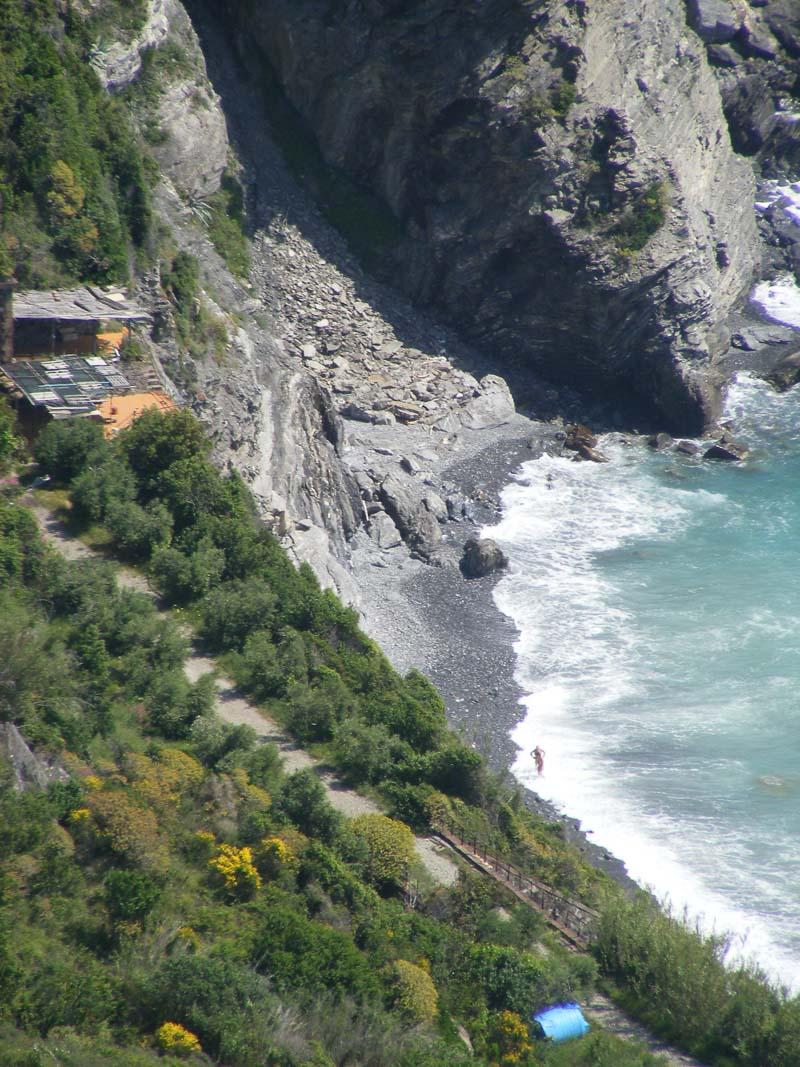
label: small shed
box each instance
[10,286,151,359]
[532,1003,590,1044]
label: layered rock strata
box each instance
[218,0,758,433]
[113,0,535,601]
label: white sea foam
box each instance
[752,182,800,331]
[486,424,800,991]
[752,274,800,329]
[482,176,800,989]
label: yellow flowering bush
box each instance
[244,781,272,810]
[88,791,168,871]
[254,835,297,879]
[155,1021,201,1055]
[82,774,103,791]
[423,789,453,829]
[390,959,439,1022]
[230,767,250,791]
[123,749,205,809]
[158,748,205,790]
[208,843,261,900]
[175,925,200,952]
[192,829,216,861]
[487,1010,532,1066]
[68,807,90,823]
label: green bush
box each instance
[348,813,415,891]
[0,400,20,472]
[389,959,438,1022]
[546,1031,665,1066]
[594,890,790,1062]
[199,579,277,650]
[150,537,225,603]
[468,942,584,1016]
[104,869,161,923]
[33,418,105,484]
[424,743,483,801]
[251,905,380,1001]
[17,951,119,1035]
[71,454,137,526]
[137,955,267,1059]
[206,172,250,279]
[333,719,413,786]
[613,182,667,253]
[119,407,210,495]
[276,769,341,843]
[105,498,172,562]
[0,0,151,285]
[286,667,356,742]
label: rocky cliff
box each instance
[215,0,759,433]
[687,0,800,173]
[90,0,530,602]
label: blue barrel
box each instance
[532,1003,590,1044]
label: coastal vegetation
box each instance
[0,0,797,1061]
[0,406,646,1066]
[612,183,668,254]
[0,406,796,1065]
[0,0,152,285]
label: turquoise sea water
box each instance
[488,373,800,990]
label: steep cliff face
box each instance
[87,0,366,597]
[219,0,758,432]
[686,0,800,173]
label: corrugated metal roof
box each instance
[13,286,151,322]
[1,356,131,418]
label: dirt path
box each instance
[584,993,706,1067]
[25,494,459,886]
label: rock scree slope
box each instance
[215,0,759,434]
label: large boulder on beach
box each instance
[378,474,442,558]
[564,424,608,463]
[764,350,800,394]
[647,432,673,451]
[460,538,508,579]
[564,424,598,451]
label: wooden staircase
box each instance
[431,822,598,949]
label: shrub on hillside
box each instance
[199,579,278,650]
[87,791,167,871]
[104,498,172,562]
[208,843,261,901]
[332,720,413,786]
[33,418,104,484]
[104,869,161,923]
[119,408,210,495]
[286,667,356,742]
[250,905,380,1001]
[276,770,341,844]
[348,813,415,892]
[389,959,438,1022]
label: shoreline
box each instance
[348,417,640,891]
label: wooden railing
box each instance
[431,821,598,948]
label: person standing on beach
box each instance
[532,745,545,775]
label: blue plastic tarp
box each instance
[532,1003,590,1044]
